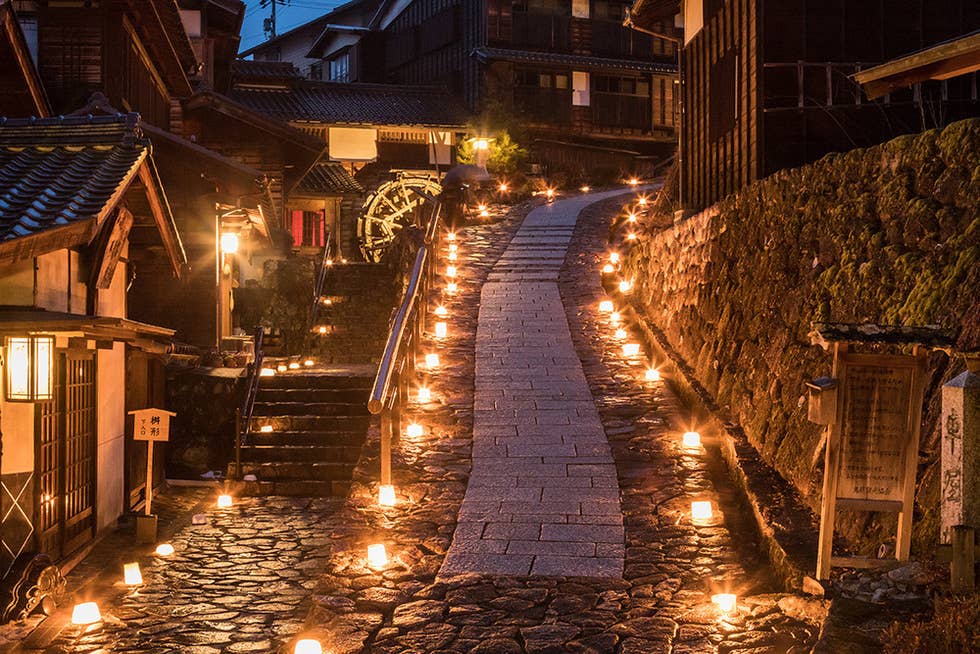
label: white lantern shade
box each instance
[435,322,448,338]
[123,562,143,585]
[4,335,54,402]
[71,601,101,625]
[378,484,396,506]
[683,431,702,448]
[691,500,713,522]
[367,543,388,568]
[220,232,239,254]
[712,593,737,613]
[294,639,323,654]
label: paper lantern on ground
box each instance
[378,485,396,507]
[691,501,713,522]
[367,543,388,569]
[712,593,737,613]
[598,300,614,313]
[683,431,701,448]
[217,494,233,508]
[123,562,143,586]
[645,368,661,382]
[622,343,640,356]
[155,543,175,556]
[71,602,101,625]
[417,387,432,403]
[294,639,323,654]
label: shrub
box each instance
[883,595,980,654]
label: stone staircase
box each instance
[228,366,376,496]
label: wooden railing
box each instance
[234,327,265,479]
[310,232,333,331]
[367,200,443,488]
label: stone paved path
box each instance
[441,190,646,578]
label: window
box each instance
[309,62,323,81]
[516,69,570,89]
[289,210,327,248]
[329,53,349,82]
[592,1,626,21]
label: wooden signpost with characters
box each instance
[128,408,175,542]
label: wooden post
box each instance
[896,349,928,561]
[380,408,392,486]
[234,408,242,481]
[951,525,975,593]
[145,440,155,516]
[816,343,845,580]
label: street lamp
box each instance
[4,335,54,402]
[220,232,239,254]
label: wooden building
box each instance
[0,114,184,603]
[628,0,980,212]
[244,0,681,176]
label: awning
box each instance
[472,46,676,75]
[853,31,980,100]
[0,309,176,353]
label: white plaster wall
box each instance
[35,251,68,312]
[97,243,128,318]
[96,343,125,531]
[0,399,35,475]
[0,259,34,306]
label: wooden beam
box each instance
[137,158,186,278]
[854,32,980,99]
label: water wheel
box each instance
[357,175,442,262]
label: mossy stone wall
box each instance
[623,119,980,553]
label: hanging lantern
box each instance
[4,335,54,402]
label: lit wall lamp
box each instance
[220,232,240,255]
[4,335,55,402]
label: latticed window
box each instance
[329,53,349,82]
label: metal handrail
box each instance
[367,200,442,488]
[235,327,265,478]
[310,233,333,330]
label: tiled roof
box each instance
[296,162,364,195]
[473,47,677,75]
[231,60,302,81]
[0,114,148,243]
[229,81,470,127]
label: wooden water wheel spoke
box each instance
[358,175,443,262]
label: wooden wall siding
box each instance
[37,8,103,113]
[571,17,590,55]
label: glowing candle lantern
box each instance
[627,213,637,223]
[619,280,632,293]
[446,282,458,294]
[367,543,388,569]
[304,359,314,367]
[71,602,102,625]
[623,343,641,356]
[479,210,490,218]
[4,335,54,402]
[498,183,509,192]
[217,494,233,508]
[645,368,661,382]
[447,232,456,241]
[277,364,288,373]
[435,322,448,338]
[712,593,737,613]
[446,266,457,278]
[638,197,648,206]
[626,232,637,241]
[417,387,432,403]
[629,177,639,186]
[340,258,348,264]
[289,362,300,370]
[448,251,458,261]
[434,305,448,317]
[260,367,275,377]
[609,252,620,264]
[598,300,614,313]
[602,264,614,274]
[260,425,274,433]
[425,353,440,369]
[610,311,621,324]
[294,639,323,654]
[406,423,424,438]
[682,431,702,448]
[691,501,713,522]
[378,484,396,507]
[614,328,627,340]
[580,185,591,192]
[220,232,239,255]
[477,204,487,212]
[123,562,143,586]
[448,243,458,253]
[318,325,328,335]
[155,543,175,556]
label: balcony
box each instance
[590,20,655,59]
[592,93,652,131]
[514,87,572,125]
[491,12,572,52]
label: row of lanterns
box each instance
[599,190,738,617]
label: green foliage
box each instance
[883,595,980,654]
[457,130,528,176]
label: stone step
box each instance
[234,461,357,482]
[245,429,366,447]
[247,414,370,432]
[238,444,362,463]
[252,401,370,417]
[258,370,375,390]
[230,478,350,497]
[255,387,370,404]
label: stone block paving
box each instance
[441,190,636,579]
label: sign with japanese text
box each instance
[129,408,175,442]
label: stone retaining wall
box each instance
[622,119,980,553]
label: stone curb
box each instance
[615,298,823,595]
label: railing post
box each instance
[234,408,242,481]
[380,407,392,486]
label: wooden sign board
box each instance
[129,408,174,442]
[816,348,926,579]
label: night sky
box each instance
[239,0,342,53]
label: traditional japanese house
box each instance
[0,114,185,604]
[244,0,680,177]
[627,0,980,213]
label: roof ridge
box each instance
[0,113,141,128]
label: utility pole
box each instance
[261,0,291,39]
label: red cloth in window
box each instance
[290,210,304,248]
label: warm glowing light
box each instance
[638,197,648,206]
[448,251,458,261]
[580,185,591,192]
[217,494,233,508]
[627,233,638,241]
[304,359,314,367]
[4,335,54,402]
[610,311,621,324]
[609,252,620,264]
[545,188,555,198]
[321,298,332,305]
[645,368,661,382]
[378,484,396,507]
[447,232,456,241]
[155,543,175,556]
[220,232,239,254]
[425,353,440,368]
[123,562,143,585]
[473,138,489,150]
[446,266,457,278]
[498,183,509,192]
[683,431,702,448]
[618,280,632,293]
[289,362,300,370]
[367,543,388,568]
[446,282,458,294]
[294,639,323,654]
[691,501,713,522]
[627,213,637,223]
[623,343,641,356]
[277,364,287,373]
[318,325,328,334]
[71,602,101,625]
[614,328,627,340]
[599,300,614,313]
[477,204,487,212]
[435,322,448,338]
[629,177,639,186]
[406,423,424,438]
[325,258,334,266]
[417,387,432,403]
[260,367,275,377]
[712,593,737,613]
[479,210,490,218]
[448,243,458,253]
[602,264,614,274]
[260,425,274,433]
[434,305,448,316]
[340,258,348,264]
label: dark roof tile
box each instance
[296,162,364,195]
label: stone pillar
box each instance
[941,368,980,543]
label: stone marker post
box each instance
[941,364,979,592]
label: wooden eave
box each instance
[0,309,176,343]
[136,155,187,277]
[853,31,980,100]
[0,1,51,117]
[183,91,325,153]
[123,0,195,97]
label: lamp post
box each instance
[215,206,245,351]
